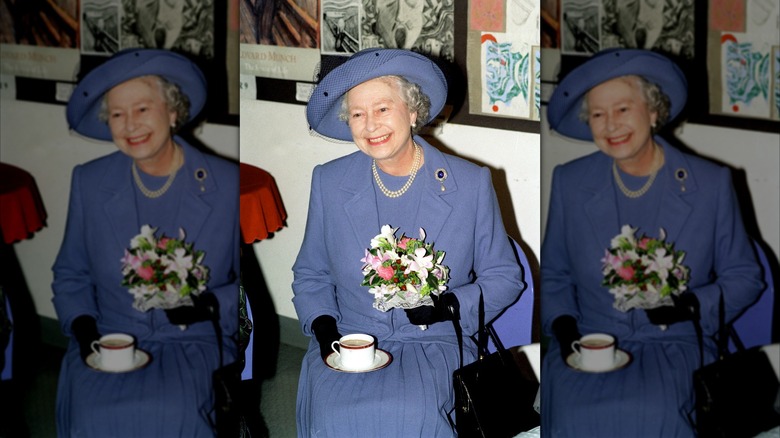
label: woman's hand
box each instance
[164,293,219,325]
[312,315,341,361]
[645,293,699,326]
[404,293,460,326]
[552,315,581,363]
[71,315,100,364]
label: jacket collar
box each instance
[583,137,695,246]
[100,138,214,249]
[339,136,455,247]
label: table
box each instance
[0,162,46,382]
[239,163,287,382]
[239,163,286,244]
[0,163,47,244]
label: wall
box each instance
[240,99,542,322]
[0,99,239,321]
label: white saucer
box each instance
[566,349,631,373]
[87,349,151,373]
[325,349,393,373]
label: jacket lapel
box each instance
[414,138,454,244]
[582,153,621,247]
[101,152,140,251]
[341,151,381,247]
[655,139,694,243]
[171,139,213,243]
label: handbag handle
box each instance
[452,285,510,369]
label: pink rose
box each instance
[157,237,171,249]
[617,266,635,281]
[377,265,395,281]
[638,237,651,250]
[137,265,155,281]
[398,237,411,249]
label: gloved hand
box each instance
[552,315,581,363]
[71,315,100,364]
[164,293,219,326]
[404,293,460,326]
[311,315,341,361]
[645,293,699,326]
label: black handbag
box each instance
[692,294,780,437]
[450,290,540,437]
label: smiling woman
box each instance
[291,48,524,437]
[53,48,239,437]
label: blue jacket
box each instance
[541,138,763,341]
[52,139,239,349]
[292,137,524,342]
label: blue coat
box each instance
[52,139,239,437]
[292,137,524,436]
[540,138,763,436]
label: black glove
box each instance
[404,293,460,326]
[311,315,341,361]
[552,315,581,363]
[645,293,700,326]
[71,315,100,363]
[164,293,219,325]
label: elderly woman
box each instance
[540,48,763,436]
[53,49,238,437]
[292,48,524,436]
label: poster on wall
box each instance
[558,0,695,59]
[713,0,779,120]
[81,0,120,55]
[0,0,80,81]
[120,0,215,58]
[468,0,540,121]
[238,0,321,82]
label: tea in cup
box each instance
[91,333,136,372]
[331,334,376,370]
[571,333,616,372]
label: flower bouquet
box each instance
[361,225,449,328]
[121,225,209,313]
[601,225,690,313]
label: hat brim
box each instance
[306,49,447,142]
[547,49,688,141]
[66,49,207,141]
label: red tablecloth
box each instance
[0,163,47,244]
[240,163,286,243]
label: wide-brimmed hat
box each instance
[306,48,447,142]
[66,48,207,141]
[547,49,688,141]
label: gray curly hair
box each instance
[98,75,191,133]
[338,75,432,135]
[579,75,672,135]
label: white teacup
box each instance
[91,333,136,372]
[571,333,616,372]
[331,334,376,371]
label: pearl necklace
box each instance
[132,146,181,199]
[612,145,663,199]
[372,143,421,198]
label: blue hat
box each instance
[306,48,447,142]
[547,49,688,141]
[67,49,207,141]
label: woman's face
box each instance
[346,77,417,168]
[106,76,177,170]
[586,76,658,171]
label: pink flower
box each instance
[398,237,412,249]
[617,266,635,281]
[638,237,651,250]
[157,237,171,249]
[137,265,155,281]
[377,265,395,281]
